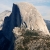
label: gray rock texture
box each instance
[0,2,50,50]
[13,2,49,35]
[2,2,50,41]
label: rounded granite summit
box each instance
[2,2,50,40]
[12,2,50,35]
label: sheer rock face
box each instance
[12,2,49,35]
[2,2,50,40]
[0,2,50,50]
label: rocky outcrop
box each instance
[2,4,22,41]
[44,20,50,31]
[0,2,50,50]
[16,2,49,35]
[1,2,50,41]
[13,27,50,50]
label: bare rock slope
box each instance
[0,2,50,50]
[0,10,11,20]
[13,27,50,50]
[1,2,50,40]
[12,2,49,35]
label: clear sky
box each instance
[0,0,50,20]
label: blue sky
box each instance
[0,0,50,20]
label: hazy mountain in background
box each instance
[44,20,50,31]
[0,10,11,30]
[2,2,50,35]
[0,10,11,20]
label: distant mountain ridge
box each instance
[44,20,50,31]
[0,10,11,20]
